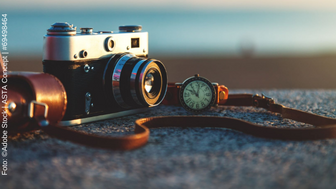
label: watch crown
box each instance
[195,74,199,77]
[219,91,226,101]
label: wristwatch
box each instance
[162,74,229,113]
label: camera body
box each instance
[43,22,167,125]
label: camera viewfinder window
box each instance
[131,38,140,48]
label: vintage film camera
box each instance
[43,22,167,125]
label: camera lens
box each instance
[103,53,167,108]
[144,72,154,93]
[143,68,161,99]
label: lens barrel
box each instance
[103,53,167,109]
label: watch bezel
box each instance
[179,75,216,113]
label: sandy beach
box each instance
[8,54,336,89]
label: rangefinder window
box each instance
[131,38,140,48]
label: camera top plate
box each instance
[43,22,148,61]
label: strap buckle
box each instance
[252,93,274,109]
[28,101,50,126]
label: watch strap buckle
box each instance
[253,93,275,109]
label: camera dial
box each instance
[119,25,142,32]
[47,22,76,35]
[80,28,93,34]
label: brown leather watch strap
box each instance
[161,82,180,105]
[227,94,336,127]
[134,94,336,142]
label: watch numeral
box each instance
[201,102,205,107]
[196,103,199,109]
[206,93,211,96]
[184,92,190,97]
[186,98,192,103]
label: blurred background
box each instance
[2,0,336,88]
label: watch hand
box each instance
[197,82,200,97]
[186,89,196,95]
[190,83,198,97]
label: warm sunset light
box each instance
[2,0,336,188]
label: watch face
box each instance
[179,76,216,113]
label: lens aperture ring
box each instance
[111,53,135,109]
[130,59,146,106]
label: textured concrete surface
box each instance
[1,90,336,189]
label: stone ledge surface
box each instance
[2,90,336,189]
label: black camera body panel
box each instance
[43,57,119,120]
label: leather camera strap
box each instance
[36,93,336,150]
[4,72,336,150]
[4,72,149,150]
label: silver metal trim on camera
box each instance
[43,22,148,61]
[85,92,92,114]
[58,108,149,126]
[112,54,134,109]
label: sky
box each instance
[2,0,336,11]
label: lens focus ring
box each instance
[103,53,167,109]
